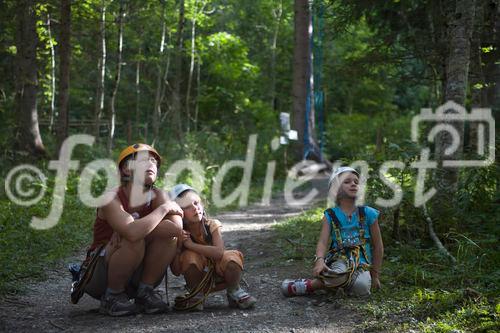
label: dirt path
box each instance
[0,176,364,332]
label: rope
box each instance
[173,260,216,311]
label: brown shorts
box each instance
[178,249,244,276]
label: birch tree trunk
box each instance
[107,0,125,153]
[270,0,283,111]
[56,0,71,149]
[14,0,46,156]
[153,1,167,144]
[135,45,141,137]
[172,0,185,140]
[185,0,201,133]
[194,53,201,131]
[94,1,106,140]
[46,13,56,133]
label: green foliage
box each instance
[273,207,500,332]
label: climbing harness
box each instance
[70,244,106,304]
[319,206,371,289]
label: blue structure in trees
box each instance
[303,0,325,161]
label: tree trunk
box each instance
[270,0,283,111]
[194,53,201,131]
[185,0,203,133]
[135,45,141,138]
[108,0,125,154]
[14,0,46,157]
[172,0,185,140]
[292,0,309,161]
[46,13,56,133]
[468,0,485,152]
[153,1,167,144]
[94,0,106,140]
[434,0,475,224]
[435,0,476,195]
[56,0,71,150]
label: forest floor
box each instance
[0,175,376,333]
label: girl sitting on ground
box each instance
[169,184,256,310]
[281,167,384,297]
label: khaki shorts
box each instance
[177,249,244,276]
[84,254,163,300]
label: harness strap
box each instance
[358,206,366,243]
[326,208,343,251]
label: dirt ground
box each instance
[0,176,370,333]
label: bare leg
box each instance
[141,218,181,285]
[224,261,242,289]
[107,238,145,291]
[183,264,204,291]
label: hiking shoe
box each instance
[281,279,314,297]
[135,286,169,314]
[99,292,137,316]
[227,288,256,309]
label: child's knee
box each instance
[180,250,205,273]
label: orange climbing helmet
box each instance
[117,143,162,169]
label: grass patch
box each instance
[0,174,95,295]
[273,208,500,333]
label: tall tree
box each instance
[270,0,283,111]
[56,0,71,149]
[108,0,125,153]
[172,0,185,140]
[435,0,476,193]
[292,0,309,161]
[292,0,320,161]
[94,0,107,140]
[185,0,204,133]
[46,12,56,133]
[14,0,46,156]
[153,0,167,144]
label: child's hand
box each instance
[371,276,381,289]
[180,230,190,242]
[181,230,195,248]
[312,259,328,277]
[163,201,184,217]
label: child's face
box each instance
[178,191,204,224]
[123,151,159,186]
[338,172,359,199]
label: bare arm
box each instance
[313,216,331,277]
[183,227,224,261]
[152,189,183,236]
[101,197,170,242]
[369,219,384,288]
